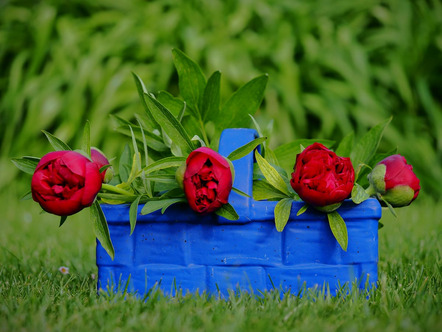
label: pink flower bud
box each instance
[368,154,420,207]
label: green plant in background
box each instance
[1,0,441,200]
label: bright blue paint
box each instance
[97,129,381,298]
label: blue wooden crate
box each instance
[97,129,381,297]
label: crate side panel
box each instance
[186,222,282,266]
[96,225,134,266]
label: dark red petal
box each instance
[81,162,102,207]
[35,151,70,171]
[60,151,89,177]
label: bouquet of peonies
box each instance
[12,50,420,259]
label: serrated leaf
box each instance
[172,48,207,112]
[215,203,239,221]
[252,180,287,201]
[227,137,267,161]
[142,156,186,174]
[42,130,71,151]
[90,201,114,260]
[274,198,293,232]
[129,196,142,235]
[11,156,40,174]
[297,204,308,216]
[144,92,195,155]
[217,74,268,131]
[141,198,186,215]
[350,117,392,168]
[327,211,348,251]
[81,121,91,157]
[351,183,370,204]
[255,150,290,196]
[202,71,221,121]
[335,131,354,157]
[132,72,160,130]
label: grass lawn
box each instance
[0,186,440,332]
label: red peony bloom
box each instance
[368,154,420,207]
[183,147,233,214]
[31,151,102,216]
[290,143,354,208]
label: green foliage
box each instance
[0,189,441,331]
[1,0,441,198]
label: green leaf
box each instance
[11,156,40,174]
[129,196,142,235]
[252,180,287,201]
[377,194,398,218]
[90,201,114,260]
[118,144,132,183]
[132,72,160,130]
[157,91,187,119]
[59,216,67,227]
[350,117,392,168]
[202,71,221,121]
[215,203,239,221]
[255,150,291,196]
[217,74,268,131]
[335,131,354,157]
[297,204,308,216]
[351,183,370,204]
[141,198,186,215]
[231,187,251,198]
[172,48,207,112]
[274,139,335,174]
[20,191,32,201]
[81,121,91,157]
[264,147,279,167]
[142,156,186,174]
[378,221,384,230]
[327,211,348,251]
[144,92,195,155]
[274,198,293,232]
[110,114,168,152]
[227,137,267,161]
[42,130,71,151]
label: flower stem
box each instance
[365,184,376,197]
[101,184,133,196]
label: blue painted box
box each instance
[97,129,381,297]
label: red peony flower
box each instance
[31,151,102,216]
[183,147,233,214]
[290,143,354,208]
[368,154,420,207]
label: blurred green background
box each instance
[1,0,441,199]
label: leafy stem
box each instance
[101,184,133,196]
